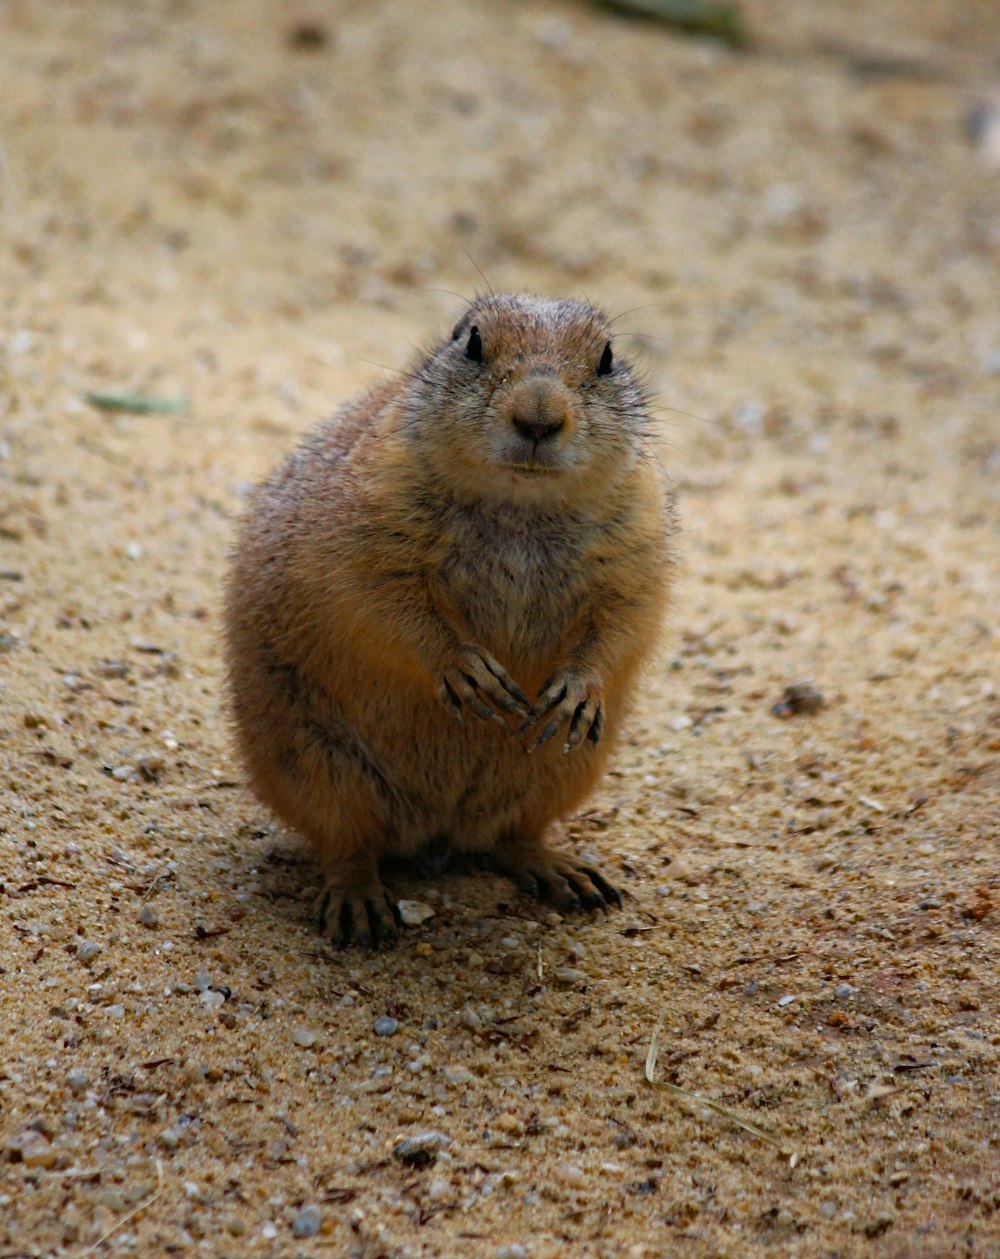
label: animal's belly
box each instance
[363,689,603,850]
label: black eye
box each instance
[465,326,483,363]
[597,341,613,376]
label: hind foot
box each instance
[315,876,403,951]
[485,841,622,915]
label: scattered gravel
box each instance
[397,899,435,926]
[555,1163,586,1188]
[6,1129,55,1168]
[392,1131,450,1167]
[772,681,826,717]
[291,1205,322,1238]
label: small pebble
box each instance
[200,990,225,1011]
[496,1246,527,1259]
[967,96,1000,168]
[374,1016,399,1037]
[777,994,796,1008]
[819,1200,838,1219]
[67,1068,88,1093]
[288,20,329,50]
[292,1027,318,1048]
[291,1205,322,1238]
[834,984,856,999]
[96,659,130,679]
[397,899,435,926]
[6,1129,56,1168]
[159,1126,183,1150]
[555,1162,586,1188]
[136,754,164,781]
[138,905,159,927]
[772,681,825,718]
[553,967,587,985]
[77,941,101,963]
[392,1131,450,1167]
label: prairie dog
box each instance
[224,293,674,948]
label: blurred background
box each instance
[3,0,998,446]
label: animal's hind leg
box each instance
[239,672,405,949]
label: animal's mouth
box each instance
[502,462,562,476]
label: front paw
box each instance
[439,644,531,726]
[521,671,603,753]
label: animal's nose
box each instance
[513,413,564,442]
[509,377,571,443]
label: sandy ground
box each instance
[1,1,999,1256]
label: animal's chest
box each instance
[438,510,590,658]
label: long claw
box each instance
[578,864,622,907]
[530,716,563,751]
[482,658,531,709]
[440,677,465,724]
[463,686,506,726]
[535,680,568,716]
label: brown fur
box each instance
[223,293,675,948]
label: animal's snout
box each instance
[508,376,572,444]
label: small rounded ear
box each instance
[465,326,483,363]
[597,341,613,376]
[450,308,477,342]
